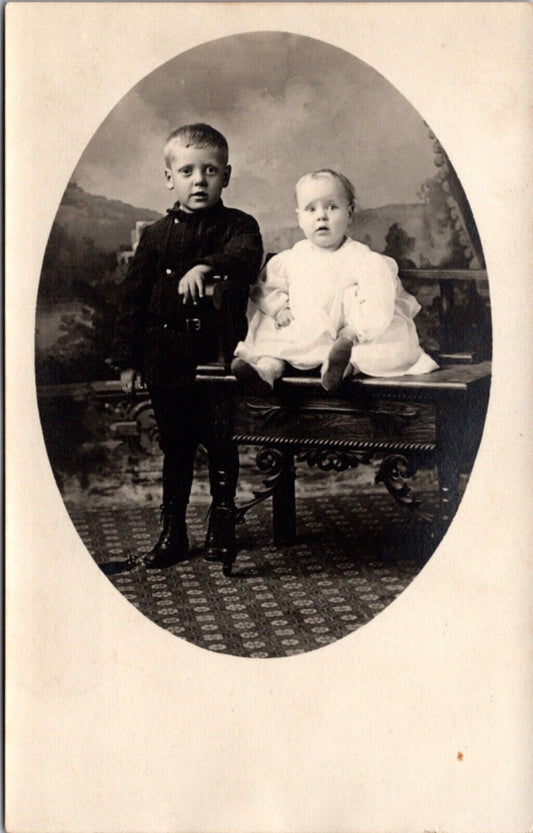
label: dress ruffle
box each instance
[235,238,438,377]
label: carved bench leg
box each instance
[272,449,296,547]
[435,402,462,535]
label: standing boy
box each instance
[113,124,263,568]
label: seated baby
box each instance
[232,168,438,394]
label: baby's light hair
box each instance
[164,123,229,166]
[295,169,358,210]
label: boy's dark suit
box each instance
[113,199,262,382]
[113,199,263,563]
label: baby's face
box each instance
[296,177,353,250]
[165,143,231,212]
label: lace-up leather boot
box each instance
[127,504,189,570]
[203,502,237,562]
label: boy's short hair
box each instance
[295,169,358,210]
[164,123,229,166]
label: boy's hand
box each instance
[178,265,211,304]
[120,368,141,393]
[275,307,295,329]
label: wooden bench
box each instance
[39,268,489,577]
[194,267,491,574]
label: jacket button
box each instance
[163,323,168,329]
[165,268,172,275]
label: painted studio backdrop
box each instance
[36,33,487,386]
[34,33,491,655]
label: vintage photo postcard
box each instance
[5,3,533,831]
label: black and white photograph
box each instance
[6,5,532,832]
[35,30,491,658]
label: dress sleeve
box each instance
[345,252,398,343]
[249,252,291,318]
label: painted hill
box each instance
[47,182,463,274]
[55,182,163,252]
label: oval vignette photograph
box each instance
[35,32,492,659]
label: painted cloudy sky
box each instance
[72,32,438,234]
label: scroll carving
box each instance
[375,454,432,520]
[234,447,288,523]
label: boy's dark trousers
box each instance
[148,383,239,561]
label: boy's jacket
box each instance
[112,200,263,385]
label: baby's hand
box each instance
[178,265,210,304]
[275,307,295,328]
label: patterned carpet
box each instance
[69,491,440,658]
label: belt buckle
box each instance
[185,317,201,332]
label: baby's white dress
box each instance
[234,237,438,377]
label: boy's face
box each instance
[296,177,353,250]
[165,143,231,212]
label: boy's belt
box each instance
[156,317,203,333]
[149,295,217,334]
